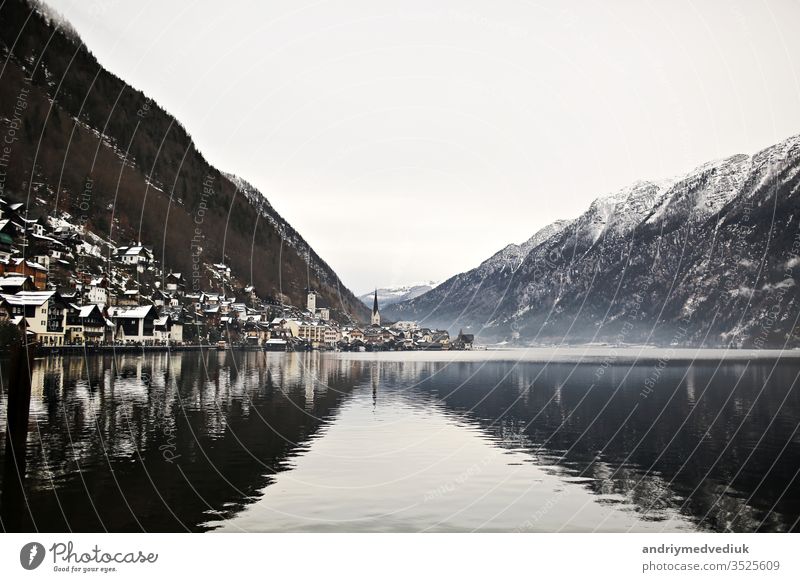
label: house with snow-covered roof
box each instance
[0,273,34,293]
[164,272,185,294]
[65,303,107,344]
[154,313,183,344]
[86,277,109,305]
[108,305,157,343]
[0,290,65,345]
[116,245,153,272]
[1,258,48,289]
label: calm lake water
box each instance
[1,349,799,532]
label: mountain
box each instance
[383,220,571,330]
[386,135,800,348]
[358,282,439,309]
[0,0,369,321]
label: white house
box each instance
[270,317,299,338]
[87,277,109,305]
[323,325,340,345]
[0,290,65,345]
[393,321,420,332]
[116,245,153,271]
[154,314,183,344]
[108,305,157,343]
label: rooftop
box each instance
[1,290,56,305]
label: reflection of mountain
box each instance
[0,352,365,532]
[328,356,798,531]
[390,359,800,532]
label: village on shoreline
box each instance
[0,196,475,353]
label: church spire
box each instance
[371,288,381,326]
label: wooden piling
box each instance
[1,337,35,531]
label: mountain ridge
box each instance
[386,134,800,347]
[357,281,439,309]
[0,0,369,321]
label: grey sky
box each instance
[44,0,800,294]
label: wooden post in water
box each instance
[1,334,35,531]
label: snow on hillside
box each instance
[385,132,800,347]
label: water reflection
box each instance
[349,356,800,532]
[1,351,362,531]
[0,351,798,532]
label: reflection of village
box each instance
[0,198,474,352]
[2,351,792,533]
[0,350,371,530]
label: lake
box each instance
[1,349,798,532]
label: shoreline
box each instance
[332,346,800,364]
[2,344,797,363]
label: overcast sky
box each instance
[45,0,800,294]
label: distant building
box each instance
[165,272,185,294]
[154,314,183,344]
[33,255,51,270]
[151,289,170,307]
[431,330,450,348]
[298,320,326,347]
[393,321,419,332]
[364,326,389,345]
[212,263,231,280]
[270,317,299,339]
[347,327,364,342]
[324,325,341,345]
[116,245,153,272]
[453,330,475,350]
[117,288,140,306]
[27,218,45,238]
[264,338,288,351]
[307,290,317,312]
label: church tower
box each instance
[371,289,381,326]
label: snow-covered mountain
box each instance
[381,221,572,333]
[0,0,370,322]
[359,282,439,308]
[386,134,800,347]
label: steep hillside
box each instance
[387,136,800,348]
[0,0,369,321]
[385,220,571,331]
